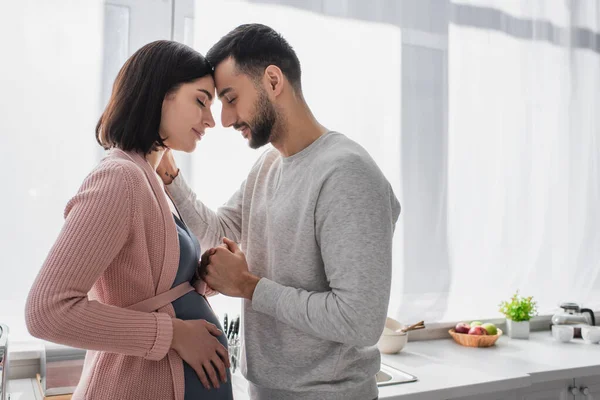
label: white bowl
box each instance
[382,317,404,334]
[581,326,600,344]
[552,325,574,342]
[377,317,408,354]
[377,333,407,354]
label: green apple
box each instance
[470,321,483,327]
[482,323,498,335]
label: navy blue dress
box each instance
[171,213,233,400]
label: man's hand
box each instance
[156,148,179,185]
[205,238,260,300]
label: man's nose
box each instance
[221,108,235,128]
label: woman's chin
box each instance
[169,142,197,153]
[187,141,199,152]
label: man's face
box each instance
[214,57,277,149]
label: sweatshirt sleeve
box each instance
[168,171,244,251]
[25,162,172,361]
[252,155,401,347]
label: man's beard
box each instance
[247,89,278,149]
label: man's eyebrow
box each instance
[218,87,233,99]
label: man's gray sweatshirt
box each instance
[169,131,401,400]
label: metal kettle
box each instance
[552,303,595,338]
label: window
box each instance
[1,0,105,342]
[2,0,599,347]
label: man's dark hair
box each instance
[206,24,302,91]
[96,40,213,154]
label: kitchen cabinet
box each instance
[518,380,572,400]
[449,377,600,400]
[7,374,600,400]
[575,375,600,399]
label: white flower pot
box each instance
[507,319,530,339]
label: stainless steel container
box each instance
[0,324,9,400]
[39,343,85,397]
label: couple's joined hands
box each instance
[158,150,258,297]
[198,238,256,299]
[200,238,260,301]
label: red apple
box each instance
[468,326,488,335]
[455,322,471,334]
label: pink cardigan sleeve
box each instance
[25,162,172,361]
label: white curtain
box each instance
[0,0,103,340]
[194,0,600,325]
[443,0,600,322]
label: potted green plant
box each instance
[499,291,538,339]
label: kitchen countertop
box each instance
[378,330,600,399]
[210,330,600,400]
[8,331,600,400]
[6,378,41,400]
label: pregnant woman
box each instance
[26,40,233,400]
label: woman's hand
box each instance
[171,318,230,389]
[157,149,179,185]
[197,250,220,297]
[204,285,220,297]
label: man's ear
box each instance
[264,65,284,96]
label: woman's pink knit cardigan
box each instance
[26,148,193,400]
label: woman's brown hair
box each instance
[96,40,213,154]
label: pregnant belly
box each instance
[172,291,227,348]
[172,291,234,400]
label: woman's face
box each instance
[160,75,216,153]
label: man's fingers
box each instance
[222,237,239,253]
[204,273,215,290]
[205,265,215,279]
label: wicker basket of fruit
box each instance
[449,321,502,348]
